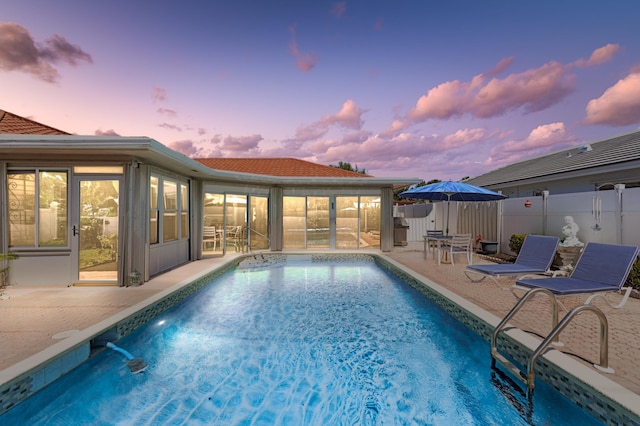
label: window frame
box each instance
[6,168,70,250]
[149,174,190,245]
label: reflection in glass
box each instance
[163,181,178,242]
[307,197,329,248]
[283,196,306,249]
[78,179,119,281]
[360,196,380,249]
[336,196,358,249]
[150,177,159,244]
[225,194,247,252]
[7,170,69,248]
[249,196,269,250]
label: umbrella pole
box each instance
[446,199,451,235]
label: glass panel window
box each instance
[249,196,269,250]
[336,196,358,249]
[307,197,329,248]
[149,176,159,244]
[7,170,68,248]
[203,192,224,254]
[360,196,380,249]
[224,194,246,252]
[39,171,68,246]
[180,184,189,239]
[283,196,306,249]
[7,172,36,246]
[164,181,177,210]
[163,211,177,241]
[163,181,178,242]
[150,176,187,244]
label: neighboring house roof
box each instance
[195,158,371,178]
[466,129,640,188]
[0,109,70,135]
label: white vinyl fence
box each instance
[398,186,640,254]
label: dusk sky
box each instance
[3,1,640,181]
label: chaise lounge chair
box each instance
[464,235,560,285]
[514,242,639,309]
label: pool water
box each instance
[1,260,602,425]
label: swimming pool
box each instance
[0,259,602,425]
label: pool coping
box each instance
[1,252,639,425]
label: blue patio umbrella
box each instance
[399,181,507,235]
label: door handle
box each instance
[73,225,80,236]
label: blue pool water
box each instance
[2,260,601,425]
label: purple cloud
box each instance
[289,25,318,72]
[0,22,92,83]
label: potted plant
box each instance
[128,269,142,287]
[1,252,19,298]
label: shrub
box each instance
[1,252,19,294]
[626,258,640,292]
[508,234,527,254]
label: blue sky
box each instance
[2,0,640,180]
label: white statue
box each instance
[560,215,584,247]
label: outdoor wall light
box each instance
[524,199,532,208]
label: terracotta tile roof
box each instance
[0,109,70,135]
[195,158,372,178]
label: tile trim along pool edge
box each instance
[0,253,639,426]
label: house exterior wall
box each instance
[490,166,640,198]
[0,136,416,287]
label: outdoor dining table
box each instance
[423,234,452,260]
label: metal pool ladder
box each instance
[491,288,613,393]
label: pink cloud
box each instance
[575,44,621,68]
[152,87,167,103]
[94,129,120,136]
[293,122,330,142]
[157,107,176,117]
[442,128,486,149]
[289,99,365,142]
[583,71,640,126]
[330,2,346,19]
[373,18,383,31]
[208,134,263,155]
[289,25,318,72]
[158,123,182,131]
[167,140,202,157]
[0,22,92,83]
[323,99,364,129]
[498,122,569,153]
[482,122,577,170]
[483,56,515,77]
[390,57,576,136]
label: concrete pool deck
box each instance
[1,244,640,422]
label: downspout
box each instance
[496,192,503,253]
[542,190,549,235]
[614,184,625,245]
[380,187,393,252]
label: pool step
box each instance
[491,350,527,384]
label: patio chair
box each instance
[202,226,219,251]
[226,225,245,252]
[423,229,444,259]
[464,235,560,285]
[438,233,472,265]
[514,242,639,309]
